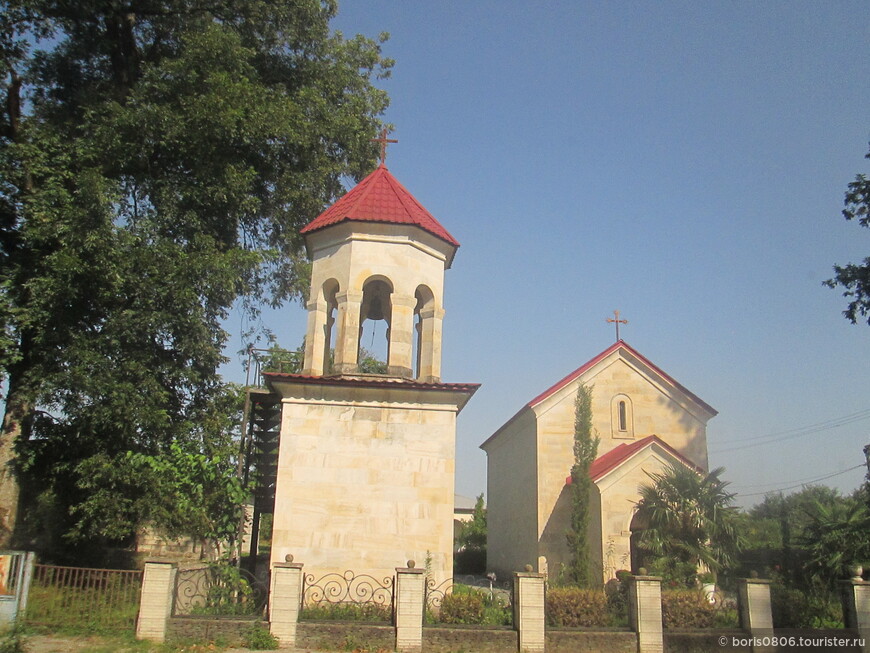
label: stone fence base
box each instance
[136,561,870,653]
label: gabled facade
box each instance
[481,340,716,581]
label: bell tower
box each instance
[263,146,478,585]
[299,162,457,382]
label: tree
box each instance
[800,498,870,591]
[455,493,486,574]
[826,144,870,325]
[565,383,599,587]
[634,464,741,585]
[0,0,392,554]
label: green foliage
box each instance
[25,579,141,634]
[634,464,741,582]
[243,623,279,650]
[565,383,599,587]
[770,583,843,628]
[660,590,717,628]
[188,564,261,617]
[0,625,24,653]
[647,557,702,589]
[454,494,486,574]
[357,347,388,374]
[799,497,870,591]
[546,587,613,627]
[826,145,870,325]
[745,484,870,594]
[454,548,486,575]
[1,0,391,555]
[435,586,511,626]
[300,602,392,623]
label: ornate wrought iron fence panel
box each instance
[24,564,142,633]
[300,570,394,622]
[425,575,513,626]
[174,564,267,617]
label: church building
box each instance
[262,148,478,584]
[481,339,716,583]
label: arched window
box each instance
[321,279,339,374]
[611,394,634,439]
[413,285,435,379]
[358,277,392,372]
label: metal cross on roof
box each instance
[606,310,628,341]
[371,128,398,165]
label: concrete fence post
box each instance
[269,558,304,648]
[135,561,177,643]
[737,578,774,648]
[394,563,425,653]
[841,578,870,653]
[513,567,545,653]
[628,574,663,653]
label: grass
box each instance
[25,581,141,635]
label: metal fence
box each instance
[25,564,142,633]
[425,575,513,626]
[173,564,268,617]
[300,570,395,622]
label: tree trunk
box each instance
[0,367,32,547]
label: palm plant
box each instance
[800,498,870,591]
[634,463,741,583]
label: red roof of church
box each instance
[527,340,717,415]
[300,164,460,247]
[585,434,703,482]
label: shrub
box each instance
[454,547,486,575]
[439,590,485,624]
[661,590,716,628]
[300,602,392,622]
[0,626,24,653]
[546,587,610,627]
[244,623,279,650]
[604,576,629,622]
[770,584,843,628]
[435,585,511,626]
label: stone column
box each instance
[395,564,425,653]
[417,306,444,383]
[136,561,177,643]
[302,297,328,376]
[269,559,304,649]
[387,294,416,378]
[841,577,870,653]
[737,578,774,645]
[333,290,363,374]
[628,574,663,653]
[513,568,545,653]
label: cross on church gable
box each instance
[371,128,398,165]
[606,310,628,341]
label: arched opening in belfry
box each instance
[321,279,339,374]
[358,277,392,370]
[414,285,435,379]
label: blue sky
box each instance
[226,2,870,508]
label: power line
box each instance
[737,464,865,498]
[709,408,870,454]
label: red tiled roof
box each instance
[528,340,717,415]
[479,340,717,452]
[262,371,479,394]
[300,164,459,247]
[564,435,703,484]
